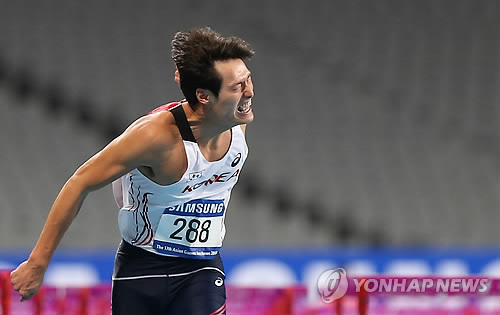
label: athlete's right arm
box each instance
[10,114,175,301]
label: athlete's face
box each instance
[210,59,254,126]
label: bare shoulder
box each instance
[99,110,182,167]
[122,110,180,151]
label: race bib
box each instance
[153,199,225,259]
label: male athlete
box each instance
[10,27,254,315]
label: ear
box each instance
[195,88,211,105]
[174,69,180,84]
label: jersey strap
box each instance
[171,105,197,143]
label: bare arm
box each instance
[10,115,173,300]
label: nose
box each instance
[244,79,254,98]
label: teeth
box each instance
[238,99,252,113]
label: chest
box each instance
[140,128,246,188]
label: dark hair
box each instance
[171,27,254,106]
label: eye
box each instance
[232,83,242,91]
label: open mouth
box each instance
[237,99,252,114]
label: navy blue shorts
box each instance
[111,240,226,315]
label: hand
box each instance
[10,260,47,302]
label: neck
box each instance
[182,102,232,143]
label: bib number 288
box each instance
[169,218,211,243]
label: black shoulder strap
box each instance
[171,104,197,143]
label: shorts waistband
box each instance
[117,239,222,262]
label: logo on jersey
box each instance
[182,170,240,193]
[164,199,225,217]
[231,153,242,167]
[188,171,203,181]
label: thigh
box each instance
[112,277,168,315]
[168,270,227,315]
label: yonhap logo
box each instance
[231,153,241,167]
[317,268,349,303]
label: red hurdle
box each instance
[1,272,11,315]
[1,273,500,315]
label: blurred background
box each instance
[0,0,498,291]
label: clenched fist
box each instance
[10,260,47,302]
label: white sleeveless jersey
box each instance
[112,102,248,259]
